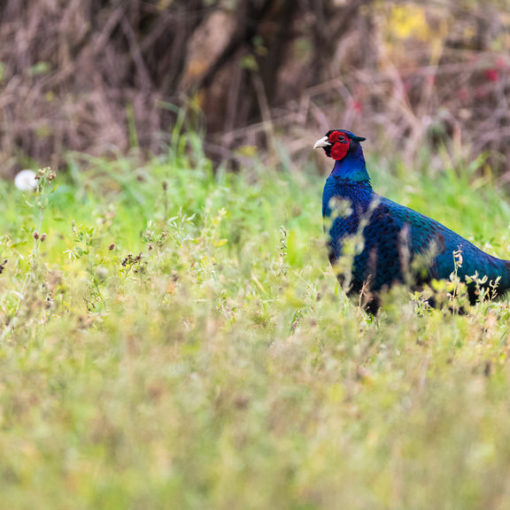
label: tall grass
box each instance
[0,140,510,509]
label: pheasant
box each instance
[314,129,510,311]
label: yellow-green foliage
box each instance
[1,141,510,509]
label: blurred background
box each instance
[1,0,510,177]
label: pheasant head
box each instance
[314,129,369,183]
[313,129,366,161]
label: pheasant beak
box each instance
[313,136,331,149]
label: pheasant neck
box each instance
[331,149,371,185]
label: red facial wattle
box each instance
[328,131,351,161]
[331,142,349,160]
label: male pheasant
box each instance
[314,129,510,311]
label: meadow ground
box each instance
[1,138,510,509]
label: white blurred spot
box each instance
[14,169,37,191]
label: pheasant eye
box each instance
[338,135,345,142]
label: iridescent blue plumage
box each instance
[316,129,510,310]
